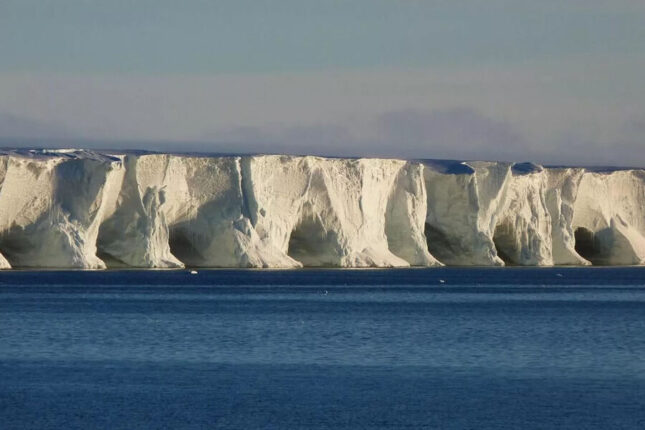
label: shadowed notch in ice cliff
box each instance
[0,149,642,269]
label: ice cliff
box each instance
[0,149,642,269]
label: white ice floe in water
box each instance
[0,148,642,269]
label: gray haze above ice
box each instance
[0,1,644,166]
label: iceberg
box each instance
[0,149,642,269]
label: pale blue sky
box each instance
[1,0,644,165]
[3,0,645,73]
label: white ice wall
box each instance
[546,168,591,265]
[0,151,123,268]
[246,156,436,267]
[493,163,553,266]
[572,170,645,265]
[0,149,642,269]
[423,160,645,267]
[423,160,510,265]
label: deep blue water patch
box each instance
[2,268,645,429]
[1,266,645,286]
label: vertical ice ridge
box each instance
[546,168,590,265]
[385,161,441,266]
[0,155,11,268]
[492,163,553,266]
[97,154,183,268]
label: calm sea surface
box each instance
[1,267,645,429]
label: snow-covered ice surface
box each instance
[0,149,642,269]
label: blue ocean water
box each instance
[1,267,645,429]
